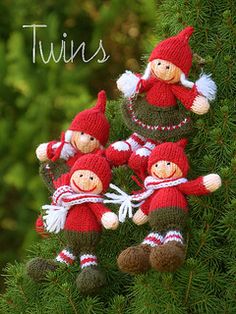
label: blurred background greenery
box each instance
[0,0,157,290]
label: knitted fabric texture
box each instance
[68,90,110,146]
[70,153,112,193]
[149,26,194,75]
[121,95,193,141]
[148,139,189,176]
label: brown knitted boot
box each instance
[26,257,58,282]
[150,241,186,272]
[117,244,151,275]
[76,266,106,295]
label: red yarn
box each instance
[149,26,194,75]
[68,90,110,146]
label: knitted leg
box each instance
[105,133,145,166]
[142,232,164,247]
[128,140,157,175]
[148,208,187,272]
[55,248,77,265]
[117,232,163,275]
[150,229,185,272]
[65,231,105,295]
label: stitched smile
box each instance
[72,179,97,193]
[153,170,176,179]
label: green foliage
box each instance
[0,0,236,313]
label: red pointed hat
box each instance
[66,90,110,146]
[69,151,112,193]
[149,26,194,75]
[148,139,189,176]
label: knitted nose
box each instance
[80,134,90,144]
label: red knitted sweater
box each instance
[140,177,209,215]
[63,202,111,232]
[139,77,199,109]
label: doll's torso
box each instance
[145,79,177,107]
[64,203,102,232]
[149,186,188,213]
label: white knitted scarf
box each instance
[104,177,187,222]
[43,185,103,234]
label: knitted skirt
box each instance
[121,96,193,141]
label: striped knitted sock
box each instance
[55,249,76,265]
[142,232,164,247]
[80,254,98,269]
[163,230,184,244]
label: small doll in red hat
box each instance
[27,153,119,294]
[36,90,109,190]
[106,27,217,177]
[106,140,221,274]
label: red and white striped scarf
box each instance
[105,176,187,222]
[43,185,103,234]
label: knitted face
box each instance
[70,131,100,153]
[150,59,182,84]
[150,160,183,179]
[70,170,103,194]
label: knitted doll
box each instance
[35,90,110,236]
[36,90,110,192]
[106,140,221,274]
[106,27,216,176]
[27,153,119,294]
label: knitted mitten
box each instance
[105,133,145,166]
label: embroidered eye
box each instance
[166,66,170,69]
[90,177,94,180]
[81,132,84,135]
[80,174,83,177]
[90,137,94,141]
[166,162,171,166]
[157,62,161,65]
[155,164,158,167]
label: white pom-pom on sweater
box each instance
[116,70,140,98]
[195,73,217,101]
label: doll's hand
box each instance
[191,95,210,115]
[59,142,76,160]
[36,143,49,161]
[101,212,119,230]
[117,71,140,98]
[132,208,149,225]
[203,174,222,192]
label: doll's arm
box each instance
[89,203,119,230]
[171,84,210,115]
[36,140,76,162]
[132,208,149,225]
[117,71,153,98]
[178,174,221,196]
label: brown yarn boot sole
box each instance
[117,244,151,275]
[150,241,186,272]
